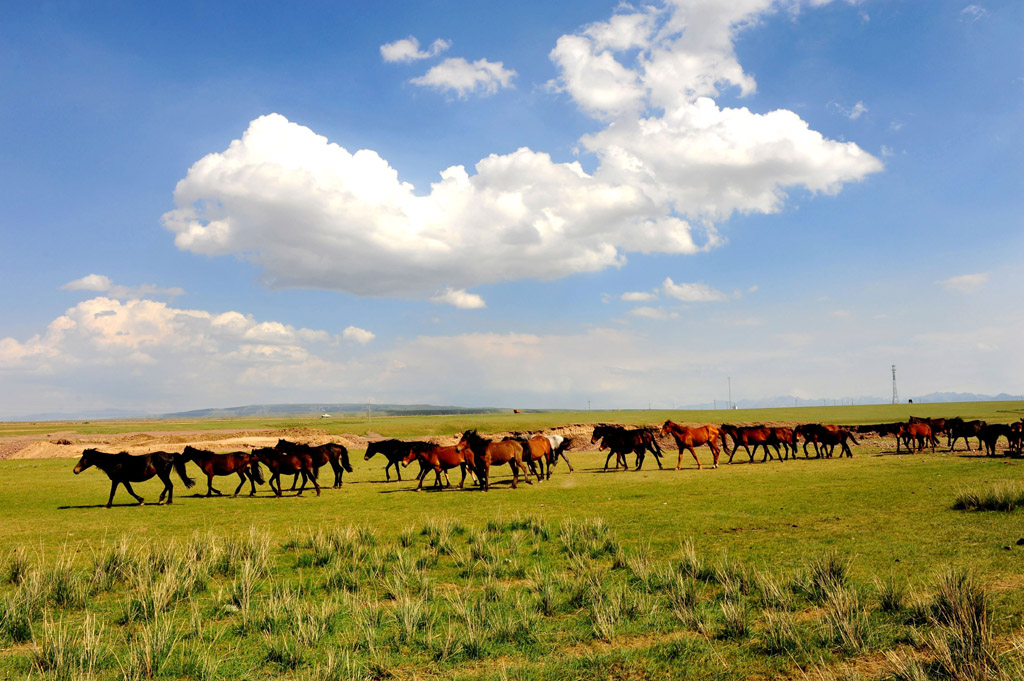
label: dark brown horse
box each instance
[660,421,721,470]
[456,430,527,491]
[978,424,1012,456]
[252,447,320,497]
[720,425,785,463]
[793,423,843,459]
[73,448,195,508]
[815,428,859,458]
[181,445,264,497]
[591,424,664,470]
[364,439,416,481]
[945,418,987,452]
[275,439,352,488]
[401,443,476,491]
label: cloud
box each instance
[410,57,516,97]
[939,272,990,294]
[165,1,881,301]
[63,274,112,292]
[628,306,677,319]
[431,287,487,309]
[343,326,376,345]
[622,291,657,302]
[661,278,729,302]
[380,36,451,63]
[61,274,185,300]
[959,5,988,23]
[830,100,867,120]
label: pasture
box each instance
[2,402,1024,679]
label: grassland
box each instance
[2,402,1024,679]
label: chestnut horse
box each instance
[504,435,551,482]
[73,448,195,508]
[896,423,935,453]
[794,424,842,459]
[275,439,352,489]
[401,443,476,491]
[456,430,527,491]
[181,445,265,497]
[660,421,721,470]
[252,447,320,497]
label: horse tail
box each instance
[249,460,266,485]
[336,444,353,472]
[173,454,196,488]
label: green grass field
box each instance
[2,402,1023,680]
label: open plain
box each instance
[2,402,1023,680]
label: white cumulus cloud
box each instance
[661,278,729,302]
[343,326,376,345]
[380,36,451,63]
[431,287,487,309]
[410,57,516,97]
[62,274,184,300]
[164,1,881,302]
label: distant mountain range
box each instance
[5,393,1022,422]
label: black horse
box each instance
[591,424,664,470]
[73,448,195,508]
[275,439,352,489]
[946,418,987,451]
[364,439,417,481]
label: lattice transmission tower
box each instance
[891,364,899,404]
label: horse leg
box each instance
[563,452,574,473]
[123,481,145,506]
[271,472,282,497]
[458,463,467,489]
[157,472,173,504]
[234,471,246,497]
[207,473,222,497]
[482,463,491,492]
[105,480,120,508]
[709,441,720,469]
[509,460,519,489]
[635,448,644,470]
[308,465,321,497]
[290,472,300,491]
[603,450,615,471]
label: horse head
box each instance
[73,448,99,474]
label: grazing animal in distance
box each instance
[180,445,264,497]
[73,448,195,508]
[660,421,721,470]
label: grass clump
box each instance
[952,484,1024,512]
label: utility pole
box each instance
[891,365,898,405]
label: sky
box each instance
[1,0,1022,418]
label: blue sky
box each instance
[1,0,1021,418]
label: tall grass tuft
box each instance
[30,614,109,680]
[759,609,803,655]
[718,599,749,640]
[819,582,870,654]
[926,569,1000,681]
[798,550,852,603]
[5,546,32,585]
[121,614,181,680]
[875,574,907,614]
[952,483,1024,512]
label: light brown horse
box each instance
[897,423,936,453]
[181,445,264,497]
[660,421,721,469]
[456,430,527,492]
[504,435,551,481]
[401,443,476,491]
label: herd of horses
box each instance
[71,416,1024,506]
